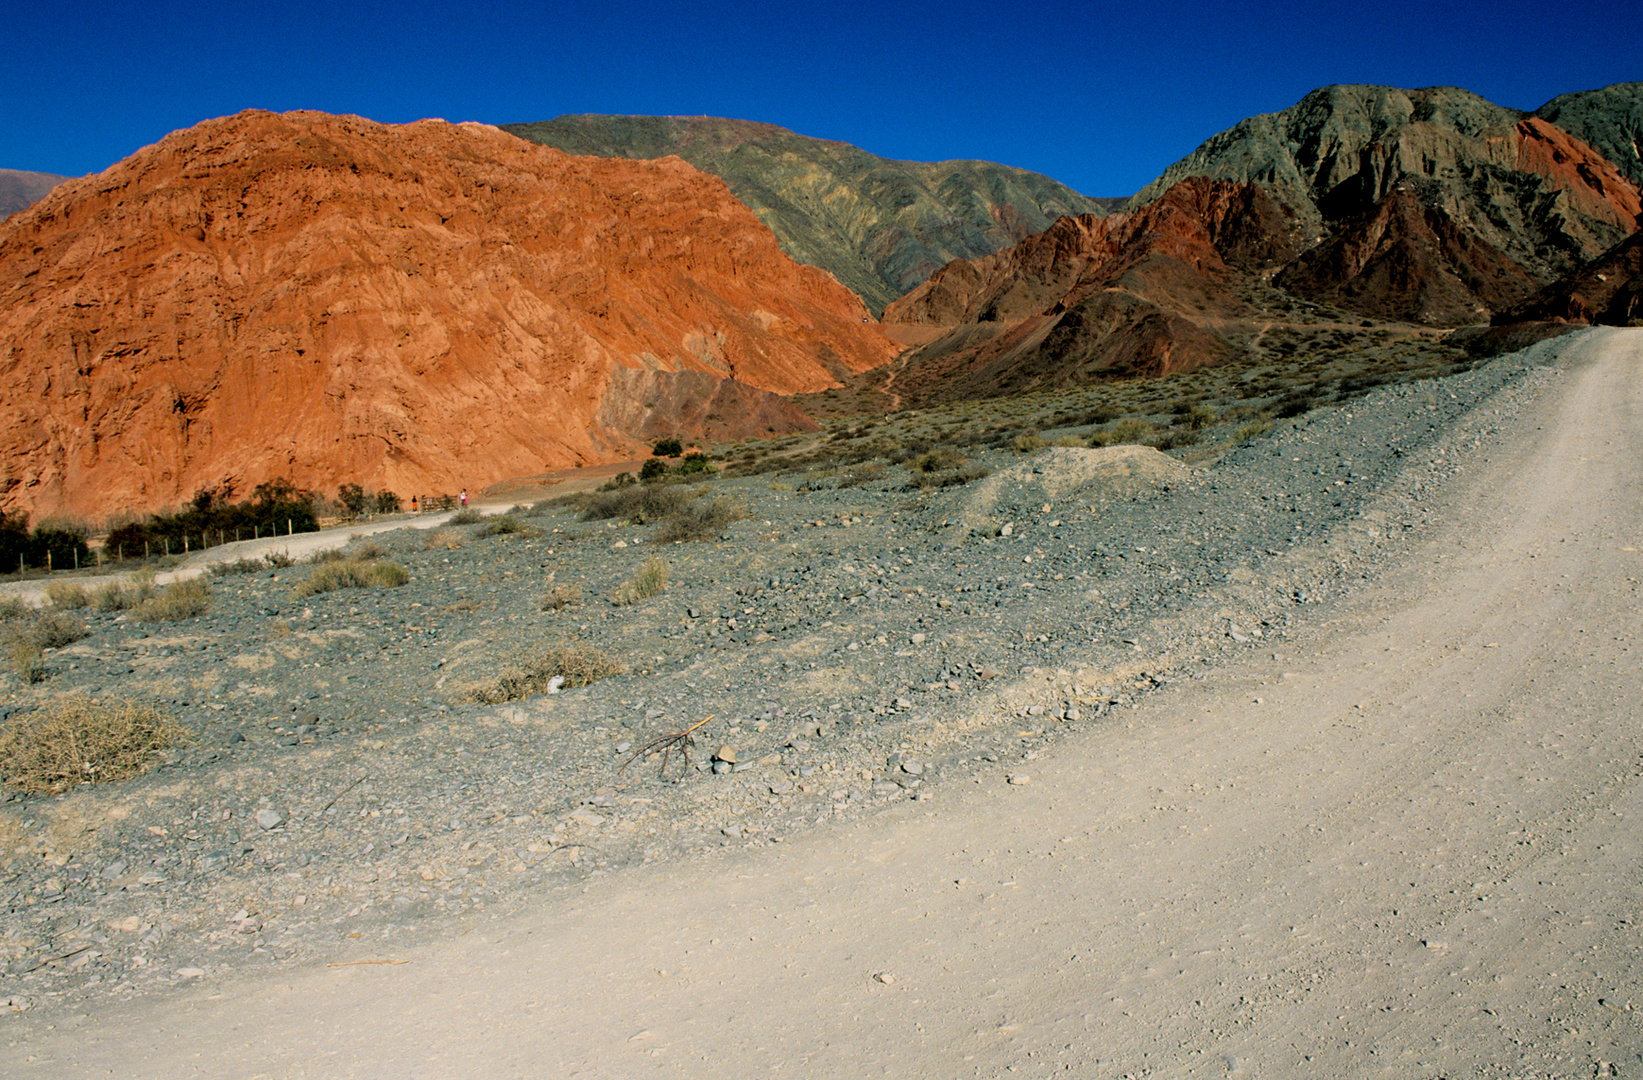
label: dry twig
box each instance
[619,715,713,779]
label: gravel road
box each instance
[2,328,1639,1077]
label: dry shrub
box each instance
[446,508,485,525]
[835,463,887,489]
[28,612,89,649]
[576,485,690,523]
[541,583,582,612]
[0,596,33,622]
[349,540,387,560]
[474,514,536,538]
[45,582,90,609]
[7,637,43,684]
[612,557,668,605]
[94,572,157,613]
[0,696,190,794]
[1011,430,1047,453]
[911,447,967,473]
[1091,418,1153,447]
[132,577,212,622]
[472,644,626,703]
[422,528,464,551]
[912,464,991,490]
[293,559,409,597]
[208,556,268,577]
[651,496,746,543]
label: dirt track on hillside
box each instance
[6,330,1642,1078]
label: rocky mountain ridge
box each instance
[0,111,897,521]
[501,114,1117,314]
[876,84,1640,402]
[877,178,1303,399]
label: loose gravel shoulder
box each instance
[0,332,1578,1017]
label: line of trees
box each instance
[102,478,321,561]
[0,513,92,572]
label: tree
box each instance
[652,438,683,458]
[337,483,368,520]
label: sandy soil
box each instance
[5,330,1641,1078]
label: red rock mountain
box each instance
[0,111,898,521]
[878,179,1302,401]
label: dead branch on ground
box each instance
[619,715,713,779]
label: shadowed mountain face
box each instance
[1534,82,1643,189]
[0,169,72,218]
[0,111,898,521]
[501,115,1116,314]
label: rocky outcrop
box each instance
[0,111,898,521]
[1130,85,1641,322]
[0,169,71,219]
[878,179,1303,401]
[501,115,1116,314]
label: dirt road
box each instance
[8,329,1641,1077]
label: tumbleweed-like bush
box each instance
[0,697,191,794]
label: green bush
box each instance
[0,697,191,794]
[639,458,668,482]
[651,438,683,458]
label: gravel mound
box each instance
[933,445,1192,537]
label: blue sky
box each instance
[6,0,1639,197]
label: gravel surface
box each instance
[0,333,1575,1019]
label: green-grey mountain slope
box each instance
[501,115,1116,314]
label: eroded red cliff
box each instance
[0,110,898,520]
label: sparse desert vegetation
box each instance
[0,696,190,794]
